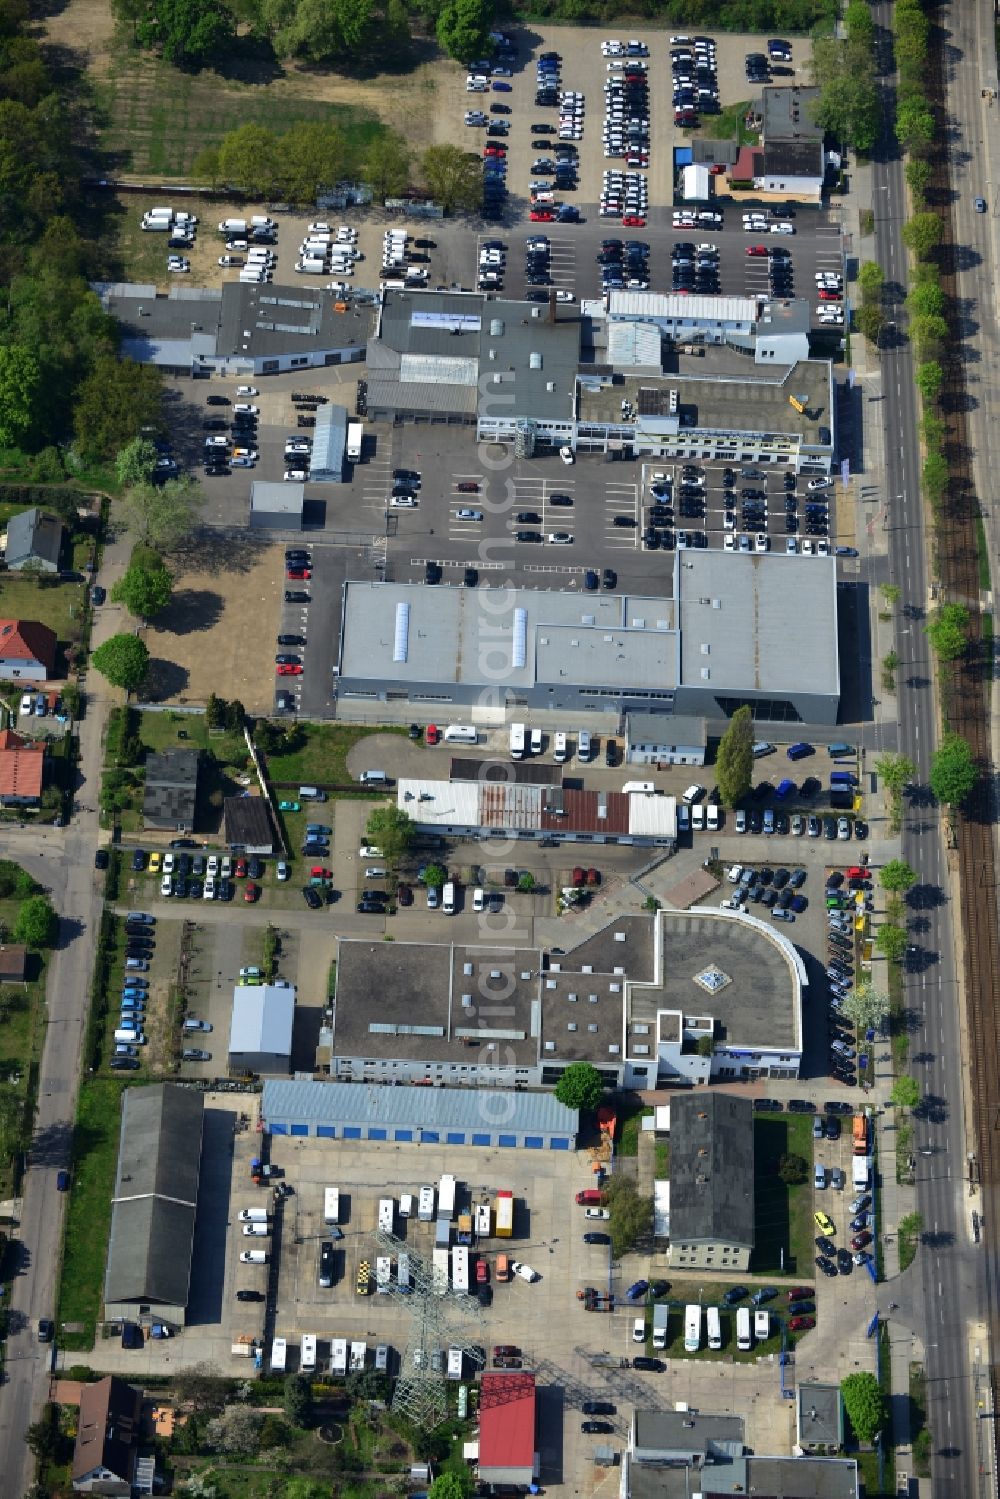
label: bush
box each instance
[778,1152,809,1185]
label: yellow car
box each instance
[148,852,162,874]
[814,1210,835,1237]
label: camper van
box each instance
[706,1306,722,1350]
[324,1187,340,1225]
[684,1304,702,1353]
[300,1335,317,1372]
[736,1307,752,1351]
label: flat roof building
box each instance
[223,795,275,854]
[666,1093,755,1271]
[250,481,304,531]
[229,983,295,1076]
[479,1372,537,1487]
[337,555,840,726]
[142,748,199,832]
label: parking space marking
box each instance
[604,481,639,548]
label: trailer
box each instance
[435,1215,452,1249]
[495,1190,513,1238]
[346,419,364,463]
[269,1337,287,1373]
[447,1346,464,1381]
[378,1197,395,1233]
[432,1248,450,1294]
[418,1184,436,1221]
[438,1173,457,1219]
[324,1187,340,1225]
[376,1255,393,1293]
[330,1338,348,1376]
[474,1201,492,1237]
[350,1340,367,1372]
[300,1334,317,1373]
[451,1245,469,1294]
[652,1302,669,1349]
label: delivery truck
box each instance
[451,1245,469,1294]
[346,419,364,463]
[495,1190,513,1238]
[330,1338,348,1376]
[295,259,326,274]
[853,1154,872,1191]
[438,1173,457,1219]
[219,218,248,234]
[652,1302,669,1349]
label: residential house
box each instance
[0,619,57,682]
[72,1374,142,1494]
[0,729,45,807]
[142,748,199,832]
[5,508,63,573]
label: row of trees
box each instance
[809,1,878,154]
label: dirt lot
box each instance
[144,533,282,713]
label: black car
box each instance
[584,569,599,591]
[236,1289,265,1302]
[285,590,310,603]
[110,1057,141,1070]
[753,1098,783,1112]
[815,1235,835,1255]
[605,739,619,768]
[303,887,323,909]
[582,1400,615,1416]
[722,1285,748,1306]
[837,1248,853,1273]
[825,1099,854,1114]
[583,1231,610,1245]
[582,1421,614,1434]
[357,899,385,913]
[816,1256,838,1278]
[633,1356,664,1372]
[425,562,442,584]
[218,879,234,901]
[788,1098,816,1113]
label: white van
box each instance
[114,1027,144,1045]
[578,729,592,762]
[443,725,477,744]
[622,781,655,795]
[530,727,543,755]
[442,881,456,914]
[553,732,568,763]
[691,802,705,831]
[706,1305,722,1350]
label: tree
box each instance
[115,436,158,488]
[364,130,412,200]
[857,260,883,302]
[896,97,934,154]
[910,312,948,360]
[517,871,536,893]
[925,603,969,661]
[422,862,446,889]
[809,34,879,153]
[0,1086,25,1163]
[905,157,933,201]
[876,923,908,963]
[25,1404,62,1462]
[855,304,885,344]
[842,981,890,1034]
[173,1362,229,1413]
[602,1174,653,1259]
[276,121,348,203]
[363,805,415,866]
[225,699,246,734]
[73,355,163,463]
[429,1475,472,1499]
[119,476,203,550]
[906,280,947,320]
[206,692,226,730]
[205,1404,262,1457]
[283,1373,313,1428]
[930,733,978,806]
[891,1075,921,1109]
[778,1152,808,1185]
[0,343,41,448]
[714,705,754,808]
[875,751,915,796]
[880,859,917,893]
[191,143,222,187]
[915,361,943,403]
[553,1061,603,1112]
[902,212,943,261]
[92,634,150,693]
[841,1371,887,1444]
[436,0,492,62]
[420,144,484,214]
[112,559,174,620]
[137,0,236,66]
[14,894,57,948]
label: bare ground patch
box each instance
[144,538,282,714]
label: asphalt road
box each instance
[871,2,986,1491]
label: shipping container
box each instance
[495,1190,514,1237]
[432,1248,450,1294]
[330,1338,348,1376]
[684,1304,702,1353]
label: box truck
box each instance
[295,260,326,274]
[853,1154,871,1190]
[231,1339,259,1358]
[576,1189,603,1206]
[330,1338,348,1376]
[736,1306,752,1351]
[451,1245,469,1294]
[219,218,248,234]
[495,1190,513,1237]
[439,1174,457,1219]
[400,1192,414,1219]
[141,217,172,232]
[435,1216,452,1249]
[706,1306,722,1351]
[324,1188,340,1225]
[418,1184,435,1221]
[378,1197,395,1233]
[754,1310,770,1341]
[432,1248,450,1294]
[652,1302,669,1349]
[852,1115,869,1155]
[300,1334,317,1372]
[269,1337,287,1372]
[239,1207,269,1223]
[684,1304,702,1353]
[474,1201,492,1236]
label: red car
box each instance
[787,1287,811,1301]
[572,867,586,887]
[622,215,646,226]
[530,209,554,222]
[745,245,768,256]
[851,1231,872,1250]
[586,868,601,887]
[789,1315,816,1331]
[310,866,332,880]
[276,663,302,676]
[845,867,866,880]
[286,567,311,579]
[234,858,248,878]
[426,724,440,745]
[456,480,480,492]
[476,1258,490,1284]
[243,881,260,903]
[818,288,842,301]
[484,146,506,156]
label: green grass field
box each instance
[58,1077,126,1348]
[264,722,408,789]
[753,1113,815,1275]
[634,1283,813,1360]
[94,54,388,177]
[0,574,87,654]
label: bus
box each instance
[736,1307,752,1351]
[346,419,364,463]
[706,1306,722,1351]
[684,1304,702,1353]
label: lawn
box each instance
[263,722,409,791]
[635,1285,812,1361]
[0,573,88,660]
[753,1114,815,1275]
[0,890,52,1197]
[58,1077,127,1349]
[138,709,245,765]
[94,53,389,178]
[617,1100,653,1158]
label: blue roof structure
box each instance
[262,1079,579,1137]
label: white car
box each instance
[770,222,795,234]
[166,259,190,273]
[547,532,573,544]
[207,854,219,876]
[555,290,574,302]
[724,534,736,551]
[284,469,308,482]
[472,886,485,912]
[511,1261,539,1282]
[218,255,241,267]
[755,533,769,552]
[585,1207,610,1219]
[807,476,832,491]
[19,693,32,715]
[160,874,173,897]
[456,508,483,521]
[183,1018,213,1032]
[203,877,216,900]
[308,222,331,234]
[559,446,574,465]
[233,403,258,414]
[682,783,705,803]
[390,495,418,508]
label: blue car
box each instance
[493,80,512,91]
[786,742,813,760]
[626,1279,649,1300]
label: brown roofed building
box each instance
[0,729,44,805]
[72,1374,142,1494]
[0,944,27,982]
[0,618,57,682]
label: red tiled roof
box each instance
[0,730,27,751]
[479,1371,536,1474]
[0,618,56,668]
[0,744,44,799]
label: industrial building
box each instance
[336,551,841,725]
[260,1078,579,1149]
[625,713,707,766]
[103,1085,204,1327]
[229,982,295,1075]
[249,481,304,531]
[478,1371,537,1488]
[394,777,677,848]
[98,281,374,376]
[664,1093,755,1272]
[223,795,275,855]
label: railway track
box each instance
[926,31,1000,1461]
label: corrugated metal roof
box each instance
[540,787,630,835]
[229,984,295,1057]
[311,402,348,477]
[609,290,759,323]
[628,793,678,838]
[261,1079,579,1136]
[608,319,662,369]
[479,781,542,829]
